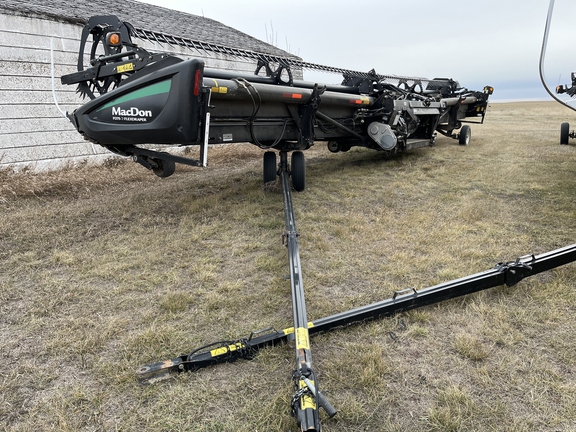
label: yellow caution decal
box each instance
[295,327,310,350]
[299,380,317,410]
[117,63,134,73]
[210,342,244,357]
[284,322,314,336]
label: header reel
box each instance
[63,15,172,100]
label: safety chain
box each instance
[290,384,314,419]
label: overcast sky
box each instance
[137,0,576,102]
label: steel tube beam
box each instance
[279,151,323,431]
[204,77,374,108]
[137,244,576,384]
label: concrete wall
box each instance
[0,12,263,172]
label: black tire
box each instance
[327,141,340,153]
[263,151,277,184]
[291,151,306,192]
[152,158,176,178]
[458,125,471,145]
[560,122,570,145]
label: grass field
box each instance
[1,101,576,431]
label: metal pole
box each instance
[279,151,326,431]
[137,244,576,386]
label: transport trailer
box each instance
[540,0,576,144]
[555,74,576,144]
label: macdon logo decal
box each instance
[111,106,153,122]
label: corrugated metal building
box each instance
[0,0,300,171]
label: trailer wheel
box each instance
[327,141,340,153]
[560,122,570,145]
[458,125,471,145]
[291,151,306,192]
[263,151,277,184]
[152,158,176,178]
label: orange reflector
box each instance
[351,99,363,105]
[107,32,121,47]
[283,93,303,99]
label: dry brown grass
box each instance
[1,101,576,431]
